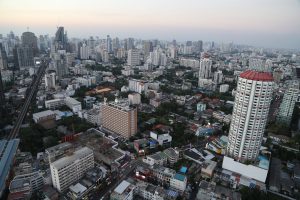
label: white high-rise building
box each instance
[127,49,140,66]
[199,58,212,79]
[226,70,274,162]
[45,72,56,89]
[80,43,89,60]
[277,80,299,126]
[213,70,223,84]
[50,147,94,192]
[128,79,148,94]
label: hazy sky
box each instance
[0,0,300,49]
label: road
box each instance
[7,59,48,140]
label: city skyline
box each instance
[1,0,300,49]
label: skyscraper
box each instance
[277,80,299,126]
[16,46,34,67]
[0,70,4,107]
[226,70,274,162]
[21,31,38,56]
[143,41,153,58]
[127,49,140,66]
[54,27,67,51]
[0,44,8,70]
[101,99,138,138]
[80,43,89,60]
[106,35,112,53]
[199,58,212,79]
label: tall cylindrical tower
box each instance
[227,70,274,162]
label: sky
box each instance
[0,0,300,49]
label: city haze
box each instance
[0,0,300,49]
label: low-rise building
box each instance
[201,160,217,178]
[32,110,56,123]
[65,97,82,113]
[135,180,166,200]
[150,131,172,146]
[45,99,65,110]
[163,148,179,167]
[170,173,187,192]
[143,152,167,166]
[110,180,135,200]
[151,165,176,185]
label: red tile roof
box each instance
[240,70,273,81]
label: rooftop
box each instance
[114,180,131,194]
[174,173,186,182]
[69,183,87,195]
[50,147,93,170]
[240,70,273,81]
[32,110,55,118]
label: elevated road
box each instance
[8,59,48,140]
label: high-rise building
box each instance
[101,99,138,138]
[112,37,120,51]
[45,72,56,90]
[277,80,299,126]
[127,49,140,66]
[226,70,274,162]
[54,26,67,51]
[125,38,134,50]
[199,58,212,79]
[213,70,223,84]
[143,41,153,58]
[50,147,94,192]
[80,43,89,60]
[0,44,8,70]
[16,46,34,67]
[106,35,112,53]
[21,32,38,56]
[53,52,68,78]
[0,70,4,107]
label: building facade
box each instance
[50,147,94,192]
[226,70,274,162]
[101,100,138,138]
[277,80,299,126]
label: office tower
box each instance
[128,79,148,94]
[0,44,8,70]
[16,46,34,67]
[50,147,94,192]
[0,70,4,106]
[87,36,95,55]
[21,32,38,56]
[112,37,120,51]
[101,99,138,138]
[170,47,177,59]
[127,49,140,66]
[186,41,192,46]
[143,41,153,57]
[172,39,177,47]
[226,70,274,162]
[53,52,68,78]
[45,72,56,90]
[106,35,112,53]
[213,70,223,84]
[80,43,89,59]
[198,40,203,52]
[277,80,299,126]
[125,38,134,50]
[198,58,212,81]
[54,26,67,51]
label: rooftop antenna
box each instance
[26,27,29,32]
